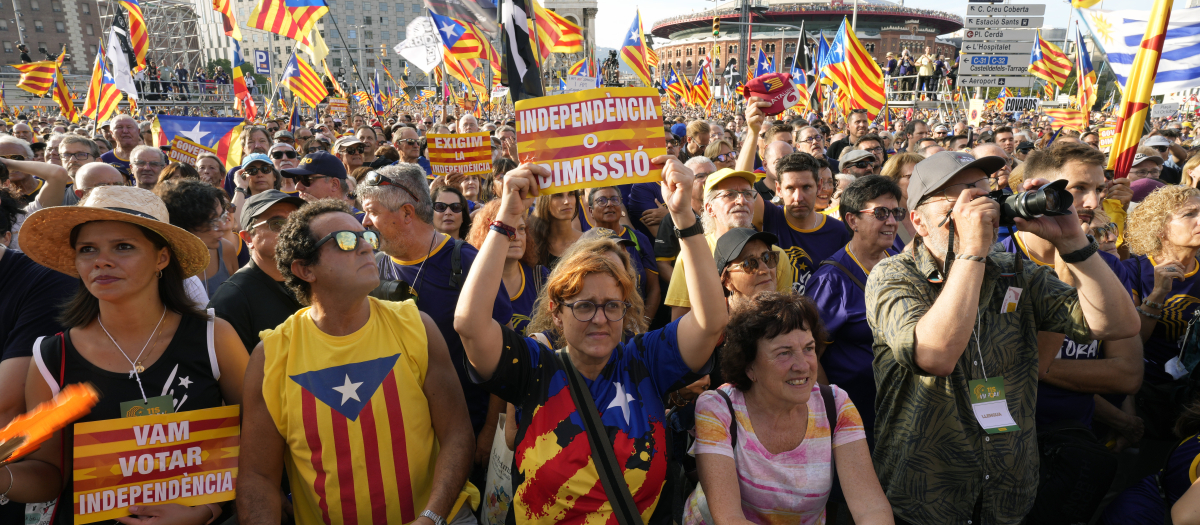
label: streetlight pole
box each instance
[11,0,24,46]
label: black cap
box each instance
[240,189,305,230]
[714,228,778,273]
[281,151,347,180]
[1016,141,1034,152]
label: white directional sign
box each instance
[964,17,1043,29]
[958,76,1037,88]
[967,4,1046,16]
[962,41,1035,54]
[962,54,1032,69]
[963,29,1038,42]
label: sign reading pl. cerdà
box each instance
[963,29,1038,42]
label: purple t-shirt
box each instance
[999,234,1131,426]
[805,246,897,442]
[626,182,665,240]
[509,262,549,336]
[1123,254,1200,385]
[761,202,852,294]
[1100,433,1200,524]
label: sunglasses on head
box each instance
[726,251,780,274]
[271,150,298,159]
[433,201,464,213]
[364,170,422,203]
[858,206,907,221]
[314,230,380,252]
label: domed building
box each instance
[651,0,961,87]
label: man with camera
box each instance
[865,151,1140,525]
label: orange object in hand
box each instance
[0,383,99,465]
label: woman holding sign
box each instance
[7,186,248,525]
[455,158,728,524]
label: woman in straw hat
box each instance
[5,185,248,525]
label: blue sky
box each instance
[594,0,1191,49]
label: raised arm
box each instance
[453,164,543,380]
[17,158,70,209]
[735,98,769,174]
[662,156,729,370]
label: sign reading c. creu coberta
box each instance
[71,405,240,524]
[516,86,666,194]
[427,132,493,178]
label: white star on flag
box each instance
[607,382,636,425]
[439,22,459,39]
[177,122,210,143]
[332,375,363,405]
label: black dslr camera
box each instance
[986,179,1074,226]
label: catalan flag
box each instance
[371,70,384,115]
[0,83,8,113]
[281,53,328,108]
[249,0,327,46]
[232,43,257,121]
[50,67,77,123]
[1075,28,1097,115]
[647,47,660,68]
[1029,29,1073,90]
[567,58,589,76]
[119,0,150,70]
[1109,0,1173,176]
[663,65,688,104]
[822,18,886,119]
[755,49,775,77]
[11,61,56,95]
[692,66,712,110]
[1044,107,1087,131]
[81,46,122,125]
[212,0,242,41]
[531,0,584,60]
[619,10,653,88]
[428,10,490,61]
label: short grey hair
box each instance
[357,162,433,223]
[130,144,166,165]
[59,134,99,158]
[684,156,716,174]
[495,125,516,137]
[0,135,34,158]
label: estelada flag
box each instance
[11,61,56,95]
[82,46,123,124]
[531,0,583,59]
[118,0,150,70]
[152,114,246,171]
[1108,0,1173,176]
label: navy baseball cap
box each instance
[281,150,347,180]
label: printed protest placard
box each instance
[167,136,214,166]
[427,132,493,178]
[71,405,240,524]
[1098,126,1116,153]
[327,97,349,117]
[515,87,666,194]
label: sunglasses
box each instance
[433,201,463,213]
[398,139,419,146]
[243,165,274,176]
[313,230,380,252]
[1151,145,1169,152]
[848,160,876,169]
[0,154,25,161]
[252,217,288,232]
[364,170,421,203]
[858,206,907,221]
[271,150,298,159]
[343,146,366,155]
[713,151,738,163]
[295,174,330,187]
[727,251,780,273]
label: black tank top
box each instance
[34,311,226,525]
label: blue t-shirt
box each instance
[999,233,1131,427]
[510,262,549,336]
[100,150,132,185]
[618,226,658,299]
[0,250,76,362]
[761,202,852,294]
[1100,433,1200,525]
[805,246,896,443]
[417,156,432,177]
[1123,254,1200,385]
[626,182,664,240]
[377,235,513,434]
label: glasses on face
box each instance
[202,211,230,231]
[563,300,631,323]
[252,217,288,232]
[343,146,366,155]
[667,139,681,147]
[727,251,780,274]
[593,196,621,207]
[399,139,419,146]
[363,170,421,203]
[0,154,25,161]
[715,189,758,202]
[848,160,876,170]
[271,150,298,160]
[296,174,330,187]
[862,146,884,154]
[243,165,274,176]
[1130,168,1160,178]
[925,177,989,204]
[1151,145,1169,153]
[859,206,907,221]
[267,127,279,133]
[713,151,738,163]
[313,230,380,252]
[134,160,164,168]
[62,151,92,161]
[433,201,464,213]
[798,135,824,145]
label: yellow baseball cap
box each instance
[703,168,757,194]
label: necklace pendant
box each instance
[135,365,145,374]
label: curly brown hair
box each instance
[274,199,352,305]
[1126,184,1200,257]
[721,292,828,392]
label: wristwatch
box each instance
[235,187,251,197]
[421,509,447,525]
[675,220,704,239]
[1060,240,1099,264]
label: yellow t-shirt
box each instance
[663,232,797,308]
[260,298,479,525]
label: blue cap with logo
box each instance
[241,153,272,167]
[281,151,347,180]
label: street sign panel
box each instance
[961,41,1035,54]
[254,50,271,75]
[962,54,1032,69]
[958,76,1036,88]
[964,17,1043,29]
[963,29,1038,42]
[967,4,1046,16]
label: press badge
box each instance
[1001,287,1023,314]
[968,377,1020,434]
[120,395,175,418]
[1167,356,1189,380]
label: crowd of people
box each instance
[4,93,1200,525]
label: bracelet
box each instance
[489,220,516,240]
[955,254,986,262]
[1143,300,1165,310]
[1060,240,1100,264]
[1137,307,1163,320]
[0,464,12,505]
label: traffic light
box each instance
[713,17,720,36]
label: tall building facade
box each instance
[3,0,104,72]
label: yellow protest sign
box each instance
[328,97,348,117]
[427,132,493,178]
[71,405,240,524]
[167,136,214,166]
[1099,126,1116,153]
[515,86,666,195]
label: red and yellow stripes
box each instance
[825,18,885,120]
[1029,30,1072,89]
[82,48,122,124]
[212,0,242,40]
[51,67,77,123]
[531,0,583,60]
[1108,0,1173,175]
[285,55,328,108]
[119,0,149,71]
[11,61,55,95]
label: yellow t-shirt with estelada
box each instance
[260,298,479,525]
[663,232,797,308]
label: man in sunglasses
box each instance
[209,189,305,352]
[239,198,477,525]
[269,142,300,172]
[853,134,887,173]
[1014,141,1034,162]
[1143,135,1183,184]
[839,149,877,178]
[395,126,432,177]
[282,151,357,218]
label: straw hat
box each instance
[21,186,210,278]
